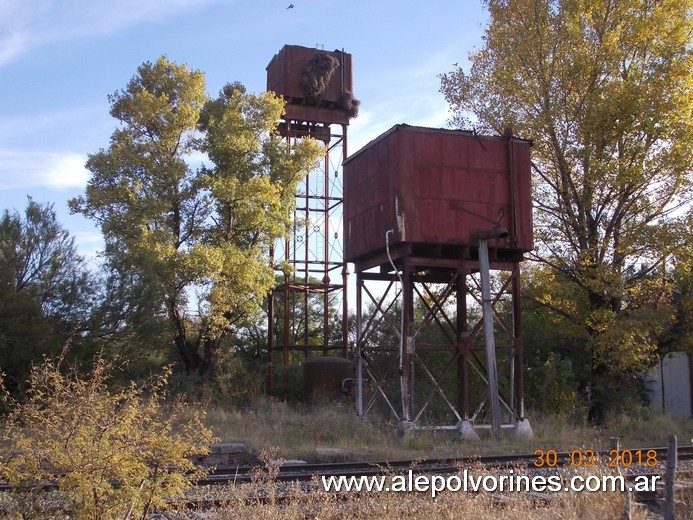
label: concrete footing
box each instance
[395,420,417,437]
[512,418,534,439]
[457,420,480,440]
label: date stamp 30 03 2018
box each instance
[532,448,658,468]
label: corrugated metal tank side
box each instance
[344,125,533,263]
[345,130,396,261]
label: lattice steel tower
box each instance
[265,45,357,389]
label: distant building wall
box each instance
[644,352,692,418]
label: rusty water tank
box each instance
[266,44,356,125]
[303,357,354,401]
[343,124,533,267]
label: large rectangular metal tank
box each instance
[344,125,533,264]
[266,45,353,106]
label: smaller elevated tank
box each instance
[266,44,357,125]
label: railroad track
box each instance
[199,445,693,485]
[176,445,693,511]
[2,445,691,509]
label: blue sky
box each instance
[0,0,487,260]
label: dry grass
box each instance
[2,398,682,518]
[193,480,642,520]
[204,397,692,462]
[198,400,691,519]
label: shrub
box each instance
[0,354,214,519]
[526,352,583,417]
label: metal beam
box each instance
[478,237,502,440]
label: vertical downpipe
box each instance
[356,274,363,416]
[342,123,349,358]
[478,238,502,439]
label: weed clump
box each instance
[0,354,214,519]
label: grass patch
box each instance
[199,480,643,520]
[205,397,692,462]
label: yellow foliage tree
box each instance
[0,355,214,519]
[441,0,692,383]
[70,60,325,381]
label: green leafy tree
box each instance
[0,199,94,394]
[70,57,324,382]
[87,246,175,381]
[441,0,692,416]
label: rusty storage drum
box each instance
[303,357,354,401]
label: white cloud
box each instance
[0,0,229,66]
[44,152,90,189]
[185,150,210,170]
[0,149,89,190]
[349,93,451,155]
[347,47,459,153]
[0,31,26,66]
[0,106,109,148]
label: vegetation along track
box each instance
[2,445,691,506]
[201,445,693,485]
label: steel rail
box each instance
[2,445,691,491]
[184,448,693,510]
[200,445,693,485]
